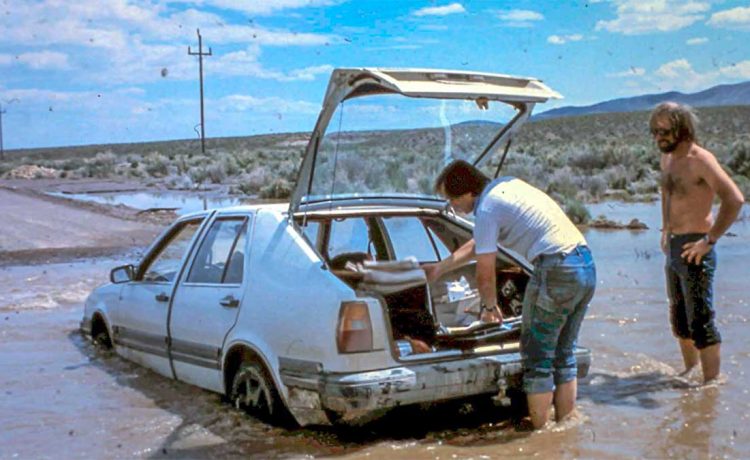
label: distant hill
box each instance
[536,80,750,120]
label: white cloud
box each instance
[216,94,319,114]
[547,34,583,45]
[596,0,709,35]
[608,66,646,77]
[495,9,544,27]
[17,51,70,70]
[413,3,466,17]
[0,0,338,87]
[653,59,718,91]
[279,64,334,81]
[418,24,449,31]
[0,54,12,66]
[719,60,750,79]
[205,0,344,16]
[686,37,708,45]
[210,47,333,82]
[608,58,750,94]
[707,6,750,30]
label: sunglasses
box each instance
[650,128,672,137]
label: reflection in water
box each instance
[659,386,720,459]
[50,191,245,215]
[580,368,696,410]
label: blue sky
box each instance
[2,0,750,149]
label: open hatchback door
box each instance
[289,67,561,214]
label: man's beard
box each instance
[658,139,679,153]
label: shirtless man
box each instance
[650,102,745,382]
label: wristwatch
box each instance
[702,234,717,245]
[480,304,498,313]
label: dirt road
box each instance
[0,186,165,265]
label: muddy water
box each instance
[1,203,749,459]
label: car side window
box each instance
[300,220,320,248]
[382,216,443,262]
[426,226,452,260]
[186,217,247,284]
[141,220,202,283]
[327,217,370,261]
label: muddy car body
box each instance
[82,68,591,426]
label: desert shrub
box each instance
[727,140,750,177]
[213,151,240,176]
[627,174,659,195]
[144,152,170,177]
[564,199,590,225]
[569,148,608,171]
[205,163,227,184]
[580,175,608,201]
[546,167,579,200]
[187,165,209,184]
[259,178,292,199]
[165,174,194,190]
[602,164,636,190]
[126,167,146,179]
[80,151,117,178]
[234,167,271,195]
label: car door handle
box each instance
[219,295,240,308]
[155,292,170,303]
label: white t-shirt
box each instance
[473,177,586,262]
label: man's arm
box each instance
[702,152,745,240]
[681,150,745,263]
[476,252,501,323]
[423,239,475,283]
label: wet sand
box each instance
[1,185,749,459]
[0,183,166,265]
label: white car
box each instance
[81,68,591,427]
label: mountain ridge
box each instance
[536,80,750,120]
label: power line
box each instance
[188,28,212,154]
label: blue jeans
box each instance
[521,245,596,394]
[666,233,721,349]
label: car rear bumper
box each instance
[279,347,591,426]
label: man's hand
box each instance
[661,231,669,255]
[681,238,712,264]
[480,305,503,324]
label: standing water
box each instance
[0,202,749,458]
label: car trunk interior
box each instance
[295,211,530,358]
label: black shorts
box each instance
[666,233,721,349]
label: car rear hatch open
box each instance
[289,67,562,216]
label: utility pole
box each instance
[188,29,212,154]
[0,103,6,161]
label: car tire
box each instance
[92,322,113,350]
[230,360,288,424]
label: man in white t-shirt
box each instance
[423,160,596,429]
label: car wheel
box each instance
[91,320,113,350]
[230,360,285,423]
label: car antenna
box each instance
[328,101,345,212]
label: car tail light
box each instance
[336,301,373,353]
